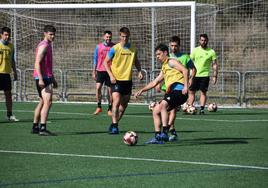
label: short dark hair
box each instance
[1,27,11,34]
[104,30,112,35]
[170,35,180,45]
[155,43,169,53]
[119,27,130,35]
[44,25,56,33]
[200,33,208,40]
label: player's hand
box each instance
[110,75,116,84]
[212,76,217,85]
[92,71,96,81]
[188,78,193,87]
[182,87,188,95]
[38,79,45,89]
[155,83,161,93]
[138,71,143,80]
[134,90,142,98]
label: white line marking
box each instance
[1,109,267,123]
[0,150,267,170]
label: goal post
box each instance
[1,1,197,102]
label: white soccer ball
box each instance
[123,131,138,146]
[181,103,189,113]
[187,105,197,115]
[208,103,217,112]
[148,102,156,111]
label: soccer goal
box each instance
[0,2,198,102]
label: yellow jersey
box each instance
[0,41,14,74]
[110,43,137,81]
[161,58,184,93]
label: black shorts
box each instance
[111,80,132,95]
[35,78,53,97]
[96,71,111,87]
[163,90,188,111]
[189,77,210,92]
[0,73,11,91]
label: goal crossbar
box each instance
[0,2,195,9]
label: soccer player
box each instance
[103,27,143,134]
[135,43,188,144]
[31,25,57,136]
[92,30,114,116]
[156,36,196,141]
[0,27,19,122]
[188,34,218,114]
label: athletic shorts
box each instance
[111,80,132,95]
[189,77,210,92]
[35,78,53,98]
[96,71,111,87]
[163,90,188,111]
[0,73,11,91]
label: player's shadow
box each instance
[166,137,262,146]
[56,131,108,136]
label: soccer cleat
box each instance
[145,137,164,144]
[31,127,40,134]
[108,124,119,134]
[199,109,205,115]
[93,107,102,115]
[7,115,19,122]
[39,129,56,136]
[160,132,169,142]
[107,110,112,116]
[169,134,178,142]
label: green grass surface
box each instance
[0,102,268,188]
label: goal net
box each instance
[0,1,216,102]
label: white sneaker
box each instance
[7,115,19,122]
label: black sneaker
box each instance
[31,127,40,134]
[199,109,205,115]
[39,129,56,136]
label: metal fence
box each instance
[1,69,267,107]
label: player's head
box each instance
[103,30,112,44]
[43,25,56,43]
[119,27,130,45]
[199,33,208,48]
[0,27,11,42]
[155,43,169,63]
[169,35,180,53]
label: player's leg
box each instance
[188,77,199,106]
[145,103,164,144]
[118,94,130,121]
[2,74,18,121]
[199,90,207,114]
[165,90,188,141]
[188,90,196,106]
[107,86,113,116]
[93,82,103,115]
[105,72,113,116]
[199,77,209,115]
[108,91,120,134]
[39,83,54,136]
[168,108,178,141]
[31,98,43,134]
